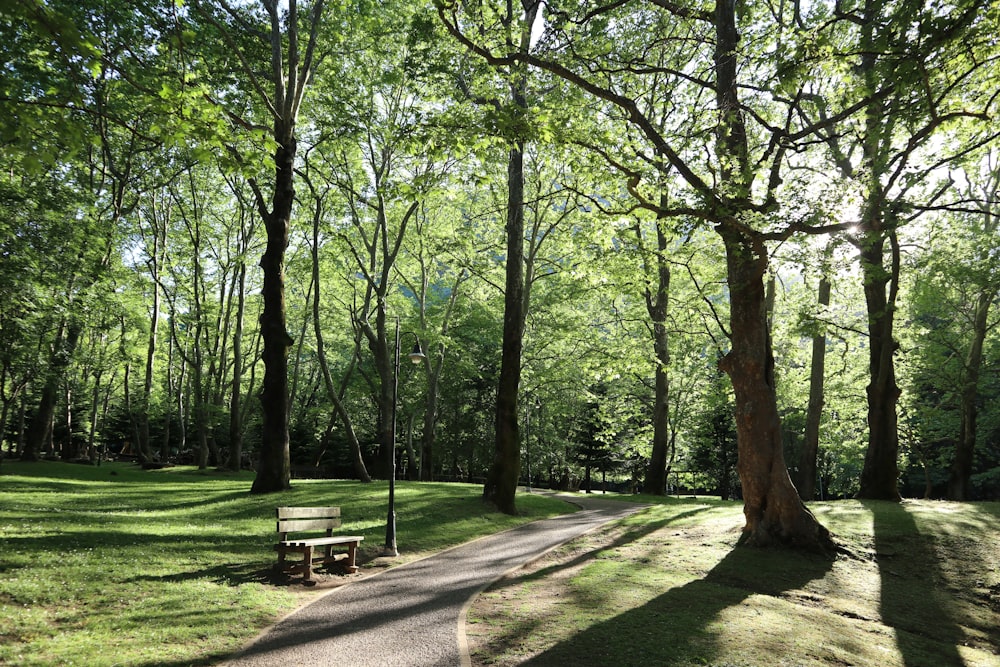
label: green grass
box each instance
[467,494,1000,667]
[0,460,572,666]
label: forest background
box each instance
[2,0,999,523]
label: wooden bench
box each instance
[274,506,364,581]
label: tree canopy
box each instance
[2,0,999,546]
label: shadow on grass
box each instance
[512,544,835,666]
[867,501,967,667]
[516,505,711,584]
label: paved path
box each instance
[224,493,644,667]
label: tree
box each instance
[439,0,845,548]
[194,0,328,493]
[906,146,1000,499]
[799,253,833,500]
[299,163,372,482]
[794,0,997,500]
[947,154,1000,500]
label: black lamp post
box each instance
[384,316,425,557]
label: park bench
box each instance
[274,506,364,581]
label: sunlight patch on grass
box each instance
[468,497,1000,667]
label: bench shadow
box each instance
[866,500,968,667]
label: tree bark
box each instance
[857,230,902,500]
[483,0,539,514]
[228,258,246,472]
[799,273,830,500]
[252,134,296,494]
[717,226,831,550]
[484,141,526,515]
[642,218,671,495]
[22,320,81,461]
[209,0,326,493]
[713,0,831,550]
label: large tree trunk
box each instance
[252,135,295,494]
[857,231,902,500]
[948,288,993,500]
[481,0,539,515]
[799,273,830,500]
[484,142,526,515]
[643,219,671,495]
[717,226,832,550]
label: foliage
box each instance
[1,0,999,504]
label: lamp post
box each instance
[384,316,425,557]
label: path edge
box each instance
[220,491,586,665]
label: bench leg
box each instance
[302,545,314,581]
[344,541,359,574]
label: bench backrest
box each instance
[276,506,341,537]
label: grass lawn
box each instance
[0,460,572,666]
[467,494,1000,667]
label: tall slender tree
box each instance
[195,0,327,492]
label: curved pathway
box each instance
[223,493,644,667]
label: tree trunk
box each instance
[420,370,440,481]
[643,219,670,495]
[252,135,296,494]
[162,332,175,461]
[711,0,834,549]
[948,288,994,500]
[87,369,102,461]
[419,271,464,482]
[138,275,159,464]
[239,0,325,492]
[853,0,903,501]
[717,226,832,550]
[857,231,902,500]
[375,303,395,480]
[404,411,418,481]
[308,191,371,482]
[62,382,73,460]
[22,320,81,461]
[484,142,526,515]
[228,260,246,472]
[799,273,830,500]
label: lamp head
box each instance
[408,342,426,364]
